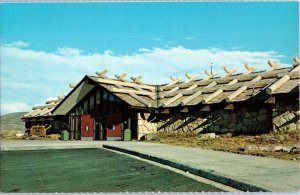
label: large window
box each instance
[108,94,115,113]
[83,99,88,113]
[89,93,95,111]
[102,90,108,114]
[115,98,122,113]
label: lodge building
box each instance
[22,58,300,140]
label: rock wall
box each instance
[137,99,299,139]
[155,107,272,135]
[137,106,273,139]
[272,100,300,133]
[137,113,157,140]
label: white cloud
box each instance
[2,41,30,48]
[1,42,292,114]
[57,47,82,56]
[1,102,31,115]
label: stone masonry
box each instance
[272,99,300,133]
[137,106,274,139]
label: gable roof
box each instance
[26,57,300,119]
[22,95,65,120]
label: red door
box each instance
[81,115,94,137]
[106,113,122,140]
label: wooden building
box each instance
[23,57,300,140]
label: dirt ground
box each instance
[0,148,223,192]
[0,130,60,140]
[147,131,300,161]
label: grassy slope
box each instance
[0,112,27,132]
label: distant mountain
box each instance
[0,112,27,132]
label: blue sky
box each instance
[0,2,299,114]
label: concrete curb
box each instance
[103,144,271,192]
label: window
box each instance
[96,89,101,105]
[115,98,122,113]
[108,94,115,113]
[83,99,88,113]
[102,90,108,114]
[89,93,95,111]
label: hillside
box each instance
[0,112,27,132]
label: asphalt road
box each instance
[0,148,223,192]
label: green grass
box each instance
[0,148,223,192]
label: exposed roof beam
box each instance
[130,75,143,84]
[69,83,77,88]
[225,75,262,102]
[266,75,290,94]
[224,104,234,110]
[243,64,256,74]
[111,87,155,99]
[180,107,189,113]
[266,64,299,94]
[223,67,236,77]
[163,78,275,99]
[201,89,223,104]
[228,79,238,85]
[114,84,152,107]
[185,73,198,83]
[115,73,127,82]
[96,77,155,92]
[293,56,299,67]
[181,91,202,106]
[186,84,198,91]
[180,80,217,106]
[96,69,108,78]
[162,93,183,107]
[203,70,216,80]
[267,60,279,72]
[32,104,56,110]
[200,106,210,112]
[264,96,276,104]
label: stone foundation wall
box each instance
[137,113,157,140]
[155,107,272,134]
[272,100,300,133]
[137,106,273,139]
